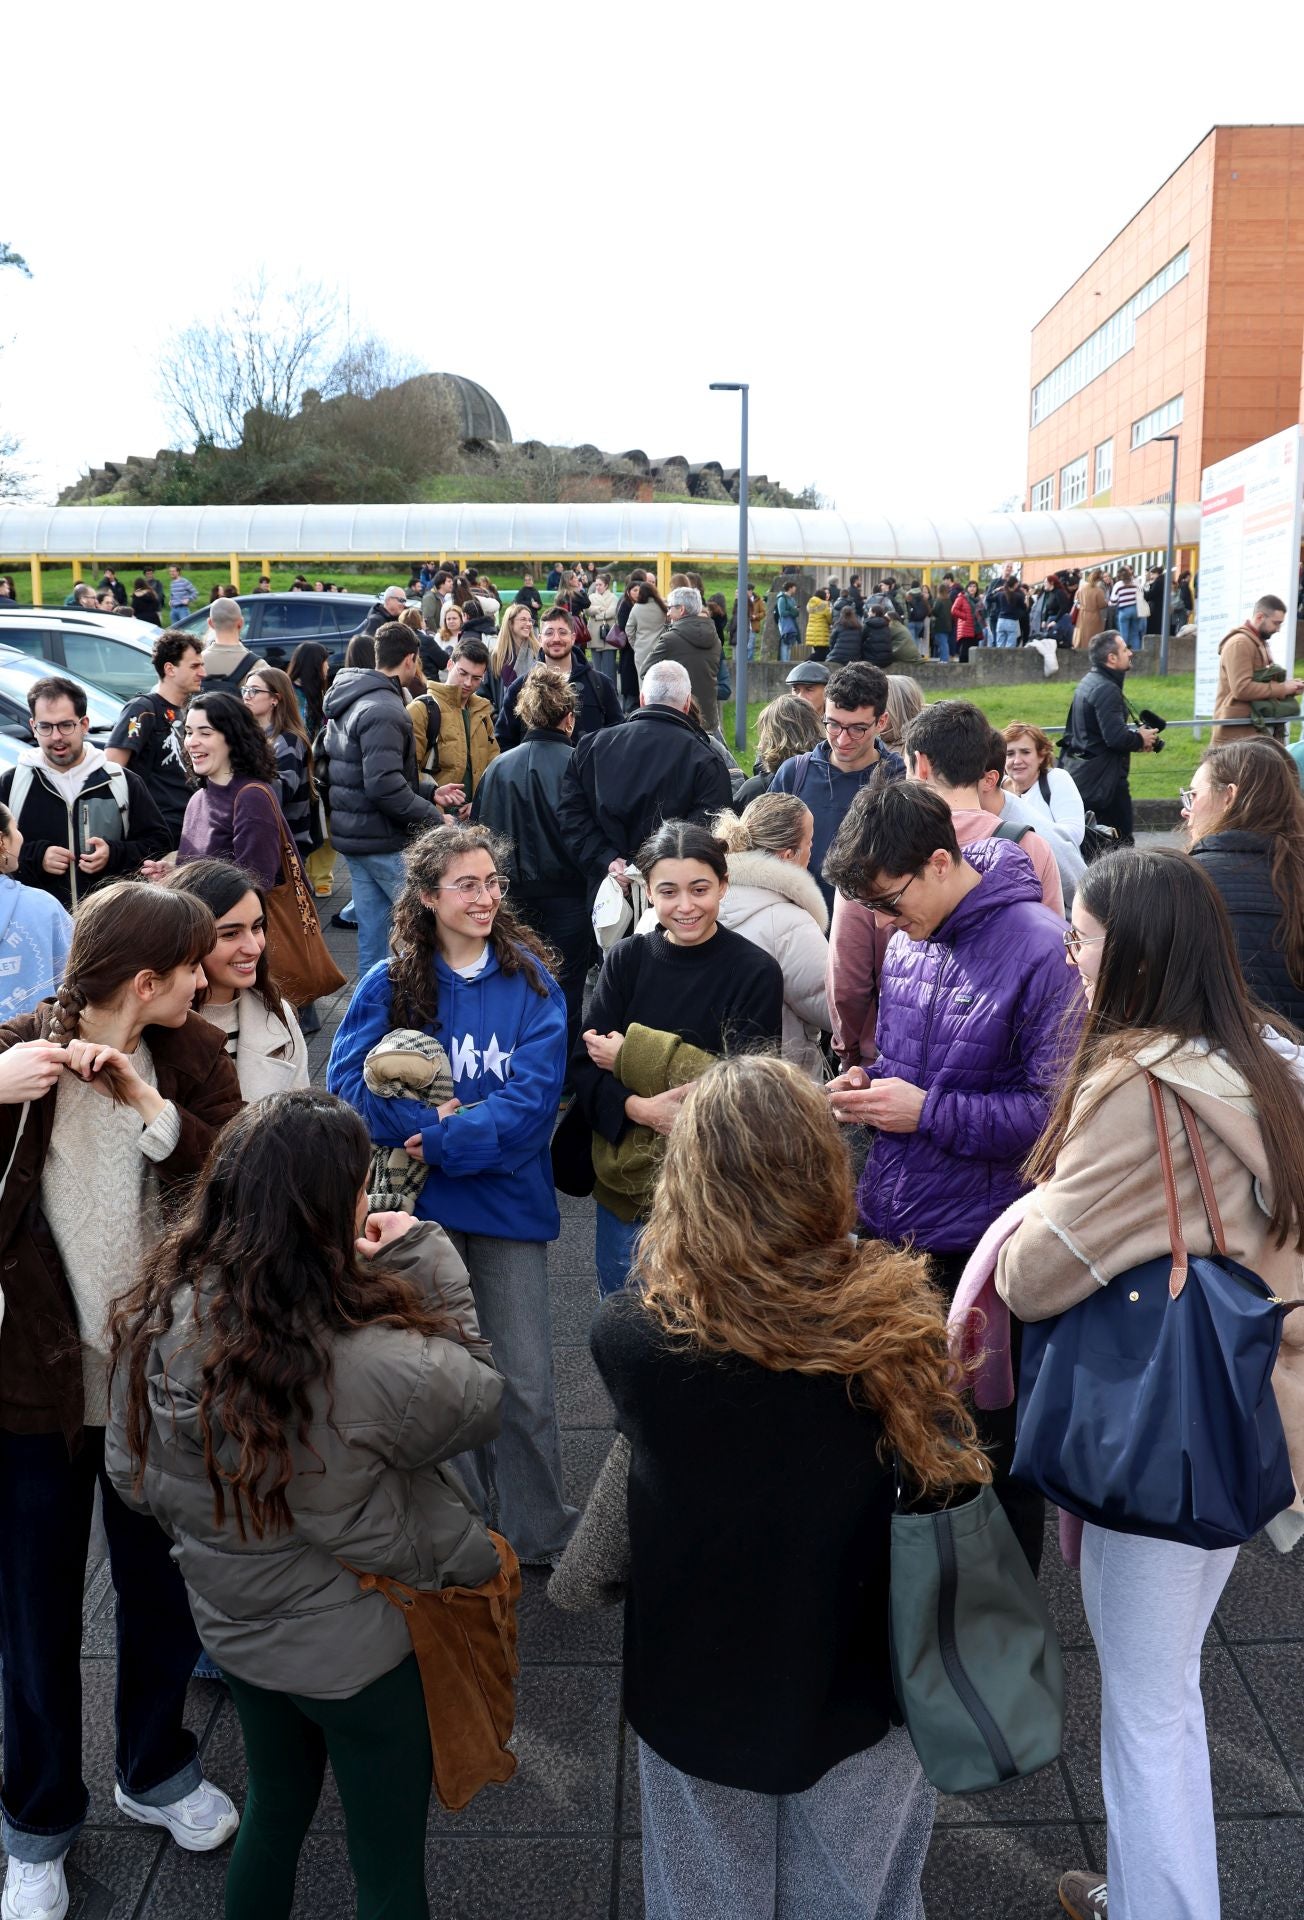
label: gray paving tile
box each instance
[1235,1644,1304,1788]
[425,1838,612,1919]
[1061,1647,1301,1822]
[63,1829,161,1919]
[440,1665,621,1836]
[563,1428,617,1507]
[1083,1818,1304,1919]
[1216,1531,1304,1643]
[518,1565,624,1666]
[937,1755,1075,1828]
[554,1341,614,1429]
[77,1664,221,1828]
[619,1836,644,1917]
[550,1264,602,1344]
[1038,1535,1092,1654]
[922,1823,1096,1917]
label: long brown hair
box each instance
[386,824,556,1032]
[245,663,317,801]
[48,881,214,1096]
[1028,847,1304,1247]
[109,1093,455,1539]
[1196,737,1304,987]
[636,1056,989,1495]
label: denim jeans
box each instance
[1117,606,1143,654]
[595,1202,642,1298]
[347,850,408,978]
[778,624,798,663]
[996,617,1021,648]
[933,628,952,662]
[0,1429,202,1862]
[908,620,926,649]
[444,1231,578,1564]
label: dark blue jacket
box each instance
[768,739,905,911]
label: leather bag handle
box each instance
[1174,1092,1228,1257]
[1147,1074,1189,1300]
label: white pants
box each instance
[1081,1523,1238,1920]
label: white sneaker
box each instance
[1,1854,69,1920]
[114,1778,240,1852]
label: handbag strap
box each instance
[1174,1092,1228,1257]
[1147,1074,1189,1300]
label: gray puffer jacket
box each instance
[322,668,441,856]
[106,1221,504,1699]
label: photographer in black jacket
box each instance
[1058,631,1158,844]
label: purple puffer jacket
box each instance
[856,837,1082,1255]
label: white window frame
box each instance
[1029,476,1054,513]
[1094,438,1114,496]
[1031,247,1190,426]
[1060,455,1089,510]
[1131,394,1184,450]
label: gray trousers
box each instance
[445,1230,577,1565]
[638,1726,933,1919]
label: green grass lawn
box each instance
[721,664,1304,802]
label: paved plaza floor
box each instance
[42,883,1304,1917]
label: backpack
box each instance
[8,759,130,833]
[200,650,259,697]
[418,693,443,773]
[1037,771,1051,804]
[993,821,1032,846]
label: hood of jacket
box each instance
[664,613,719,655]
[1134,1035,1275,1211]
[323,666,404,720]
[724,849,829,932]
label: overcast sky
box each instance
[3,0,1300,518]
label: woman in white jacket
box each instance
[164,860,310,1100]
[635,795,830,1079]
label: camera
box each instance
[1138,708,1167,753]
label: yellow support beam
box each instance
[71,559,83,584]
[29,556,42,606]
[656,552,673,599]
[229,552,241,591]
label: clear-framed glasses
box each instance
[436,876,509,902]
[1063,925,1107,959]
[862,872,917,916]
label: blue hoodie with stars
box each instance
[328,948,567,1242]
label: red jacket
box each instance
[951,591,978,643]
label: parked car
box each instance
[0,606,156,701]
[170,591,374,669]
[0,646,123,745]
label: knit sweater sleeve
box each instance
[570,941,641,1143]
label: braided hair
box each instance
[47,882,216,1049]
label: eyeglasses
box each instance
[1063,925,1107,958]
[435,876,509,902]
[862,872,918,916]
[824,718,875,741]
[241,684,272,700]
[1179,787,1196,810]
[33,719,81,737]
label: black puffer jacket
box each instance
[556,706,733,879]
[1189,830,1304,1027]
[471,729,586,899]
[321,669,440,856]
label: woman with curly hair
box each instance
[327,824,576,1565]
[591,1054,988,1919]
[107,1090,504,1920]
[0,883,243,1920]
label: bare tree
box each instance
[159,274,341,460]
[0,240,32,497]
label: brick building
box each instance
[1026,125,1304,518]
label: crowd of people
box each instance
[0,559,1301,1920]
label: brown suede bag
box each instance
[350,1531,521,1811]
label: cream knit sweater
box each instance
[40,1042,180,1425]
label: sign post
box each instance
[1194,425,1304,717]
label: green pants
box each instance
[223,1653,431,1920]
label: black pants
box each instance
[924,1250,1045,1578]
[518,891,591,1073]
[1090,782,1134,846]
[0,1427,202,1857]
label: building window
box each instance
[1094,438,1113,495]
[1031,247,1190,426]
[1060,456,1088,509]
[1029,476,1054,512]
[1131,394,1184,450]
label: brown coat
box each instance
[996,1043,1304,1521]
[1212,623,1275,743]
[1073,580,1108,651]
[409,687,499,800]
[0,1009,243,1450]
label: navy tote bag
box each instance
[1013,1075,1299,1550]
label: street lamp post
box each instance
[710,381,749,752]
[1155,433,1179,678]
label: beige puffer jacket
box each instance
[106,1220,504,1698]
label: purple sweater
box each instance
[177,776,284,891]
[856,837,1083,1255]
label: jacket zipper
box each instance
[934,1508,1017,1781]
